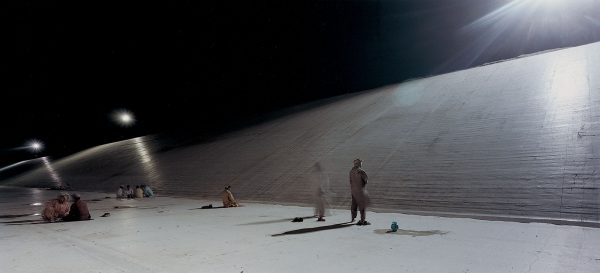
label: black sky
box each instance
[4,0,600,167]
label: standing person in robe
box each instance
[349,158,370,225]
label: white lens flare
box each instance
[113,110,136,127]
[26,140,44,152]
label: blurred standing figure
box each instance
[222,186,239,207]
[349,158,370,225]
[312,162,330,221]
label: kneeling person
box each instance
[222,186,239,208]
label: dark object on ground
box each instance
[201,204,213,209]
[47,185,72,191]
[292,217,304,222]
[100,213,111,217]
[317,217,325,222]
[272,222,355,236]
[356,220,371,226]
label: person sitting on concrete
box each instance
[222,186,239,208]
[117,185,125,199]
[125,185,134,199]
[62,193,91,221]
[41,194,71,222]
[135,185,144,198]
[142,184,154,197]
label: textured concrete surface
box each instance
[4,42,600,222]
[1,187,600,273]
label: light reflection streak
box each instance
[549,51,588,103]
[541,49,589,148]
[42,157,63,188]
[393,80,427,107]
[133,137,163,187]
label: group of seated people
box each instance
[41,185,236,223]
[42,193,91,222]
[116,184,154,199]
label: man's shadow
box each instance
[2,219,52,225]
[374,229,448,237]
[239,216,316,226]
[272,222,355,237]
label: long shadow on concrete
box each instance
[272,222,355,237]
[240,216,316,226]
[374,229,448,237]
[2,219,50,225]
[0,213,35,219]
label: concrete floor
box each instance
[1,187,599,273]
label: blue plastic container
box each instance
[391,221,398,232]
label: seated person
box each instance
[142,184,154,197]
[117,185,125,199]
[125,185,134,198]
[41,194,71,222]
[222,186,239,208]
[63,193,91,221]
[135,185,144,198]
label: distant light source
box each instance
[113,110,135,127]
[27,140,44,153]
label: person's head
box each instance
[57,195,67,203]
[127,185,131,188]
[119,185,124,189]
[225,185,231,190]
[136,185,140,188]
[313,162,323,172]
[353,158,362,168]
[71,193,81,201]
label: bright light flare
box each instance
[448,0,600,70]
[113,110,136,127]
[26,140,44,153]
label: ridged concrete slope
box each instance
[6,42,600,221]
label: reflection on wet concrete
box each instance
[41,157,63,189]
[133,137,163,188]
[374,229,448,237]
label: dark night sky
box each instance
[4,0,600,167]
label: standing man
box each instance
[349,158,370,225]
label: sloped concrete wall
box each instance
[7,42,600,221]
